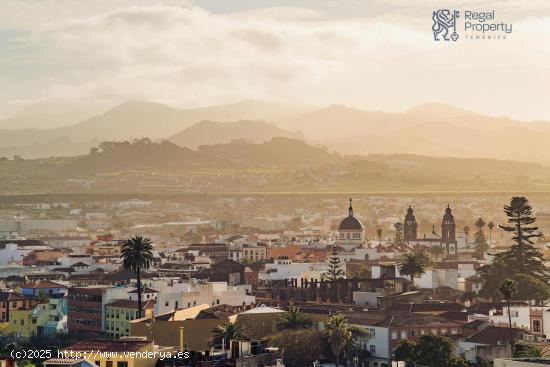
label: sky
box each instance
[2,0,550,121]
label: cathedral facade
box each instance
[403,205,458,257]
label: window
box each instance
[533,320,542,332]
[420,329,426,335]
[165,301,169,307]
[400,331,407,339]
[117,362,128,367]
[451,329,459,335]
[95,361,100,366]
[441,329,447,335]
[431,329,438,335]
[370,345,376,354]
[369,328,376,337]
[106,361,113,367]
[391,331,398,339]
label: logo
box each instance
[432,9,460,41]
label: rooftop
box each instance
[20,280,67,289]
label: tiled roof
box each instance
[43,358,95,366]
[468,301,529,315]
[64,339,151,352]
[466,325,524,345]
[369,311,464,328]
[0,291,32,301]
[20,280,67,289]
[102,269,153,281]
[393,303,465,313]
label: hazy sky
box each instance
[2,0,550,120]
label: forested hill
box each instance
[1,138,550,195]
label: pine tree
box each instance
[473,217,488,259]
[499,197,546,279]
[326,246,344,281]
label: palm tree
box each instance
[499,278,518,351]
[323,314,352,367]
[212,321,245,348]
[276,306,313,330]
[397,250,432,287]
[518,345,549,358]
[121,236,154,318]
[463,225,470,243]
[376,228,383,244]
[488,220,495,247]
[428,246,444,262]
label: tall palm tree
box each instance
[276,306,313,330]
[488,220,495,247]
[121,236,154,318]
[499,278,518,351]
[323,314,353,367]
[212,321,245,348]
[463,225,470,243]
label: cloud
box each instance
[1,0,550,121]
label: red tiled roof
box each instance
[20,280,67,289]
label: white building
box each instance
[0,242,51,265]
[154,280,255,316]
[259,258,329,281]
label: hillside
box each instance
[0,100,311,157]
[169,120,302,149]
[2,138,550,195]
[278,103,550,164]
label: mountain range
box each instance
[2,100,550,165]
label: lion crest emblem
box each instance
[432,9,459,41]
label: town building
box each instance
[105,299,154,338]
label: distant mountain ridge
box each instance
[2,100,550,164]
[0,100,312,158]
[169,120,302,149]
[277,102,550,164]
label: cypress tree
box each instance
[473,218,488,259]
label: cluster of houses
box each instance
[0,200,549,367]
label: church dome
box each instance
[338,198,363,231]
[339,216,363,231]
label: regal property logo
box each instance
[432,9,513,41]
[432,9,460,41]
